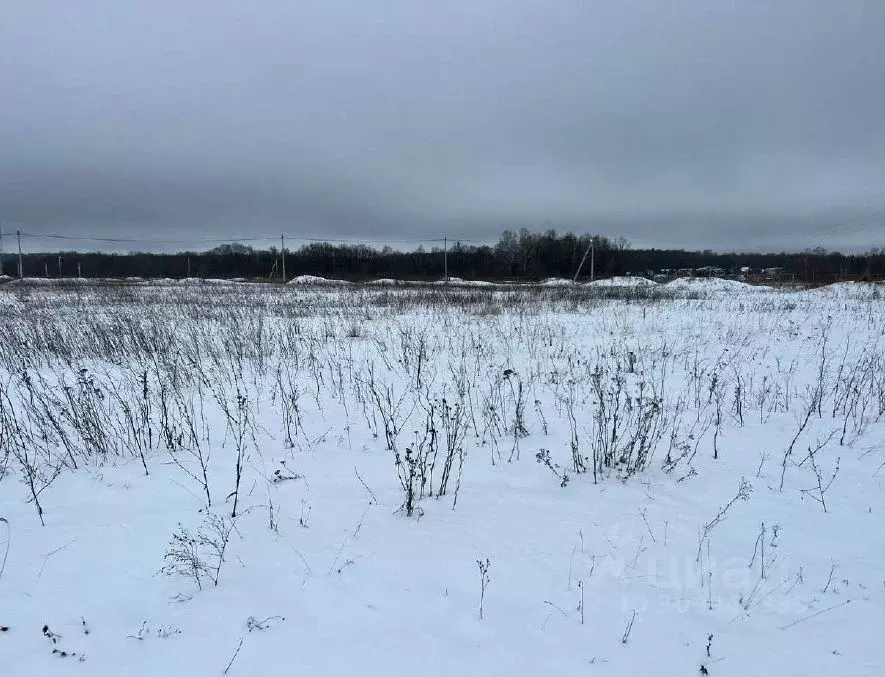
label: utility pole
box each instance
[77,262,82,278]
[44,261,49,278]
[573,237,596,282]
[58,255,62,277]
[281,234,286,282]
[590,240,595,282]
[186,255,191,278]
[17,230,23,279]
[443,236,448,282]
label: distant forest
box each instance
[3,230,884,283]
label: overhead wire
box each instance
[0,230,498,246]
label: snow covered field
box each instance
[1,280,884,676]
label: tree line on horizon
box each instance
[2,229,884,283]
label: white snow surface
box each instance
[8,277,55,285]
[287,275,352,286]
[540,277,575,286]
[664,277,774,295]
[369,278,497,287]
[455,279,498,287]
[1,282,884,676]
[175,277,246,286]
[803,281,883,300]
[586,276,658,287]
[366,278,404,285]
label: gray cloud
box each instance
[1,0,884,252]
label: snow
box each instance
[586,276,658,288]
[369,278,498,287]
[454,279,498,287]
[540,277,575,286]
[286,275,352,286]
[803,281,883,300]
[8,276,55,285]
[1,282,884,676]
[427,278,500,287]
[664,277,774,295]
[366,278,428,287]
[204,278,244,285]
[175,277,245,285]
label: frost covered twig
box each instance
[477,558,491,620]
[223,636,245,675]
[697,478,752,562]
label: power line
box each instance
[9,232,281,244]
[0,230,499,247]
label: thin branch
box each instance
[354,466,378,504]
[0,517,9,581]
[223,636,245,675]
[780,599,852,631]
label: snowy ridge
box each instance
[366,278,407,286]
[585,276,658,288]
[540,277,575,286]
[802,281,883,300]
[286,275,352,286]
[664,277,774,295]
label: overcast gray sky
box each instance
[2,1,884,252]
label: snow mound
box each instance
[665,277,773,294]
[156,276,246,286]
[586,276,657,288]
[5,277,102,286]
[540,277,575,287]
[367,278,427,287]
[803,281,883,300]
[15,277,55,285]
[287,275,352,286]
[178,277,242,285]
[429,278,497,287]
[456,279,497,287]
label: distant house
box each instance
[762,267,784,279]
